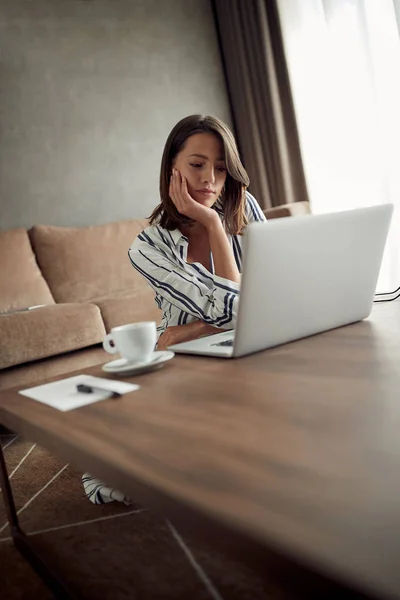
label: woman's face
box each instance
[172,133,227,207]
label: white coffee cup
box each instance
[103,322,157,363]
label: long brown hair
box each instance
[148,115,250,235]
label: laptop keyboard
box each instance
[211,339,234,347]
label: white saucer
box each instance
[102,351,175,376]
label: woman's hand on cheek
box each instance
[169,169,218,228]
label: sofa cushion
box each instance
[0,228,55,313]
[29,219,149,303]
[0,303,106,369]
[94,287,161,332]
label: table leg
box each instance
[0,440,77,599]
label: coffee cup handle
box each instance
[103,333,118,354]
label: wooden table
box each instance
[1,301,400,600]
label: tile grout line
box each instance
[0,438,30,493]
[0,463,69,535]
[0,507,147,543]
[7,443,36,481]
[1,435,19,451]
[166,520,225,600]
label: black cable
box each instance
[375,285,400,296]
[373,285,400,302]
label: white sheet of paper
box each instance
[19,374,139,411]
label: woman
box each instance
[83,114,265,504]
[129,114,266,351]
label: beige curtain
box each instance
[212,0,309,209]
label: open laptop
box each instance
[168,204,393,358]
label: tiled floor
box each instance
[0,433,364,600]
[0,433,280,600]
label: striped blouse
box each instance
[82,193,265,505]
[128,191,266,340]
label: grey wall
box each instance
[0,0,232,229]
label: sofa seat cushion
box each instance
[0,346,111,392]
[29,219,148,303]
[0,303,106,369]
[94,287,161,332]
[0,228,55,314]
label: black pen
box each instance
[76,383,121,399]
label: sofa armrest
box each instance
[263,201,311,220]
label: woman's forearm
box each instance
[206,216,241,283]
[181,320,221,339]
[157,320,222,350]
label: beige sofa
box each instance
[0,219,160,392]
